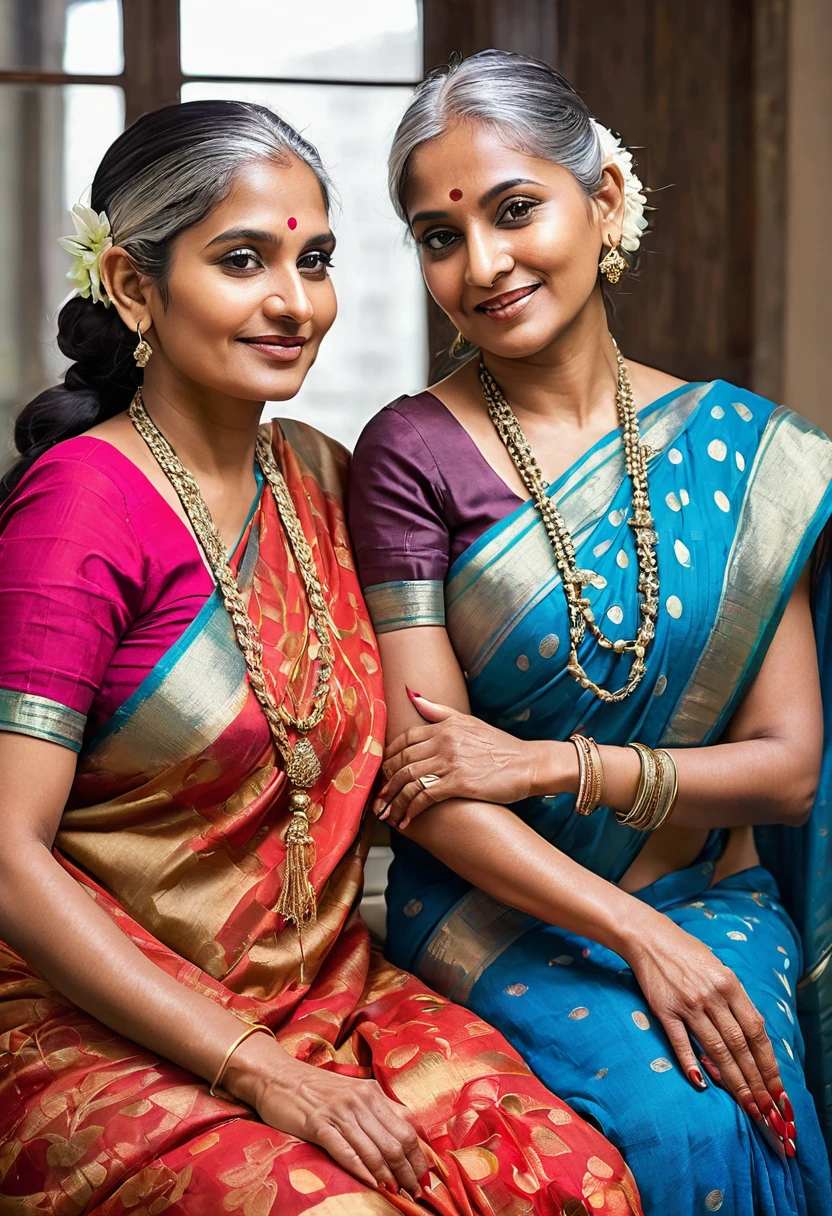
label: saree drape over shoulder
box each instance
[0,423,642,1216]
[349,381,832,1216]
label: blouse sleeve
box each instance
[0,453,145,751]
[348,405,450,633]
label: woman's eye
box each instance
[423,229,459,252]
[297,251,334,275]
[221,248,261,272]
[500,199,536,223]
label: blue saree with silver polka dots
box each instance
[381,381,832,1216]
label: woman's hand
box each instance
[234,1039,429,1196]
[624,908,796,1155]
[375,691,571,828]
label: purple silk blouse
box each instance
[348,392,522,630]
[0,437,214,748]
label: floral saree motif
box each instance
[0,421,641,1215]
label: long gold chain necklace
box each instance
[129,390,334,942]
[478,340,659,702]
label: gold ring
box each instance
[418,774,440,791]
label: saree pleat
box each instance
[0,420,641,1215]
[381,383,832,1215]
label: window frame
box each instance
[0,0,422,124]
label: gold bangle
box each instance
[619,743,679,832]
[569,734,605,815]
[209,1022,276,1098]
[620,741,658,829]
[651,748,679,830]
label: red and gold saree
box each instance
[0,421,641,1215]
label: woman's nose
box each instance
[263,273,314,326]
[464,232,514,289]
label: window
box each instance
[0,0,426,457]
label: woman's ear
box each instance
[99,246,154,337]
[593,163,626,247]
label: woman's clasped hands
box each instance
[230,1035,430,1198]
[374,689,796,1157]
[374,688,555,829]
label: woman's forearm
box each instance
[532,734,817,828]
[0,841,284,1104]
[404,795,655,956]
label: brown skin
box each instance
[0,155,429,1199]
[372,121,819,1149]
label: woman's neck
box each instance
[478,292,619,430]
[140,367,264,482]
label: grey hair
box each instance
[95,99,333,300]
[388,50,605,225]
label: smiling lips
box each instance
[239,335,307,362]
[475,282,541,323]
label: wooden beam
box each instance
[122,0,182,125]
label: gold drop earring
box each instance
[449,330,469,359]
[133,321,153,367]
[599,234,629,284]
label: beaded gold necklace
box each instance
[129,390,334,946]
[478,341,659,702]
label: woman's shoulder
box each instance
[353,391,463,473]
[703,381,831,446]
[3,435,153,520]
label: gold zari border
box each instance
[364,580,446,633]
[662,407,832,746]
[0,688,86,751]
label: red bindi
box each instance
[287,216,297,230]
[449,189,463,201]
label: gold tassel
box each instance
[276,791,318,932]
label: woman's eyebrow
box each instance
[302,231,336,248]
[478,178,544,206]
[204,227,278,249]
[409,209,449,226]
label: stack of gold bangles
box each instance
[569,734,679,832]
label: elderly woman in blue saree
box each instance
[347,51,832,1216]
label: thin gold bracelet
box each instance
[569,734,605,815]
[209,1022,276,1098]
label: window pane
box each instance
[180,0,421,83]
[0,84,124,463]
[0,0,123,74]
[182,80,427,451]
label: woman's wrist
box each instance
[221,1029,294,1108]
[601,893,666,960]
[526,740,580,799]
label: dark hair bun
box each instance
[2,296,137,498]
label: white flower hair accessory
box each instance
[58,204,113,307]
[591,121,649,254]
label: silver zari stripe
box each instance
[364,580,446,633]
[0,688,86,751]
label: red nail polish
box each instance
[777,1090,795,1122]
[405,687,421,700]
[785,1137,797,1158]
[768,1108,788,1138]
[688,1067,707,1089]
[760,1119,788,1158]
[699,1055,721,1084]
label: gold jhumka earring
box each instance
[449,330,469,359]
[599,234,629,284]
[133,322,153,367]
